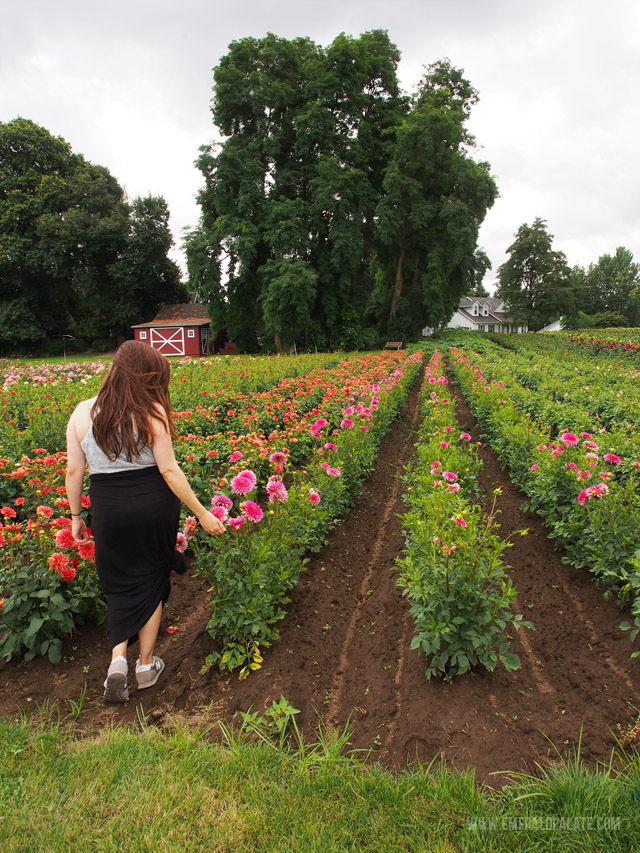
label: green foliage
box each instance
[579,246,640,325]
[449,334,640,657]
[591,311,631,328]
[0,561,104,663]
[187,30,406,353]
[0,119,185,351]
[395,349,531,679]
[187,36,495,351]
[497,218,575,331]
[374,59,497,334]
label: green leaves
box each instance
[395,349,531,680]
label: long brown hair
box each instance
[92,340,177,461]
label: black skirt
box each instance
[89,465,182,649]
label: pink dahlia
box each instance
[230,470,257,495]
[442,471,458,483]
[241,500,264,523]
[175,532,188,553]
[459,432,472,441]
[439,441,449,448]
[269,451,287,465]
[227,516,246,530]
[324,442,337,452]
[603,453,621,465]
[308,488,321,506]
[530,463,539,472]
[212,494,233,510]
[267,482,288,503]
[210,505,228,522]
[451,515,468,528]
[559,432,579,447]
[229,451,244,464]
[37,505,54,519]
[326,467,341,478]
[340,418,354,429]
[183,516,198,538]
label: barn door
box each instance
[150,327,185,356]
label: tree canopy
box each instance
[0,118,185,351]
[186,35,496,351]
[575,247,640,326]
[496,218,575,331]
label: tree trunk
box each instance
[274,330,285,355]
[389,242,407,320]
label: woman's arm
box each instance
[65,405,91,544]
[152,418,225,535]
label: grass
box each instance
[1,707,638,852]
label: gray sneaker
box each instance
[135,656,165,689]
[103,658,129,704]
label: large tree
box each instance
[107,195,186,336]
[580,247,640,325]
[0,119,126,346]
[0,119,184,349]
[496,218,574,331]
[186,30,408,352]
[372,59,497,337]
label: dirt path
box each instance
[1,364,639,785]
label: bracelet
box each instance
[70,511,83,516]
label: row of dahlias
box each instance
[394,348,532,680]
[172,350,413,507]
[448,339,640,657]
[183,350,423,679]
[0,350,348,460]
[0,349,419,666]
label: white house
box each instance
[539,318,564,333]
[423,297,528,335]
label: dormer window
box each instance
[482,305,489,316]
[472,303,479,316]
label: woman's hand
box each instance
[198,509,226,535]
[71,515,91,545]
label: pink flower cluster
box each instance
[577,483,610,505]
[266,475,288,503]
[230,469,258,495]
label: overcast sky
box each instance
[2,0,639,288]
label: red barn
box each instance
[132,304,213,357]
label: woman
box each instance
[65,340,224,704]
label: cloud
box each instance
[2,0,640,279]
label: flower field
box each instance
[447,330,640,657]
[2,338,640,786]
[0,350,422,670]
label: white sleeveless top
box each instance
[81,396,156,474]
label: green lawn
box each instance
[1,712,638,852]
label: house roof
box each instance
[457,296,518,325]
[132,303,210,329]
